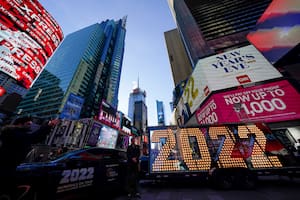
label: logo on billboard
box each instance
[236,75,251,84]
[203,86,210,96]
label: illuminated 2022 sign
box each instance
[0,0,63,88]
[150,125,283,173]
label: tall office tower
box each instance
[164,29,193,87]
[128,82,147,134]
[0,0,63,121]
[16,17,126,120]
[164,29,193,109]
[156,100,165,126]
[167,0,272,67]
[167,0,300,129]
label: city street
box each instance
[111,176,300,200]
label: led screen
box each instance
[247,0,300,64]
[86,122,102,147]
[96,125,119,149]
[181,45,282,115]
[195,80,300,124]
[0,0,63,88]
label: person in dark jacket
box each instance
[0,116,58,199]
[126,137,141,199]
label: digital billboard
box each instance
[195,80,300,124]
[0,0,63,88]
[60,93,85,120]
[96,124,119,149]
[86,121,102,147]
[247,0,300,64]
[182,45,282,116]
[98,99,120,130]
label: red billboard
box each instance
[98,100,120,130]
[0,0,63,88]
[196,80,300,124]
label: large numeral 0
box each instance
[208,126,247,168]
[151,129,180,172]
[70,169,79,182]
[239,125,282,168]
[179,128,211,170]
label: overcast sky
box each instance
[39,0,177,126]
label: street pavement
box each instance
[111,176,300,200]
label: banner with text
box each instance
[182,45,282,115]
[196,80,300,124]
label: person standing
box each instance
[126,137,141,199]
[0,116,59,199]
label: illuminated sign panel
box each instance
[98,100,120,130]
[195,80,300,124]
[182,45,282,115]
[149,125,284,173]
[247,0,300,64]
[60,93,85,120]
[0,0,63,88]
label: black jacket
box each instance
[127,144,140,165]
[0,123,52,169]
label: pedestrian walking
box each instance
[126,137,141,199]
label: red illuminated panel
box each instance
[98,100,120,130]
[247,0,300,64]
[196,80,300,124]
[0,0,63,88]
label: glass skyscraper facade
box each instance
[16,18,126,120]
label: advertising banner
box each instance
[86,122,102,147]
[99,100,120,130]
[96,125,119,149]
[60,93,85,120]
[182,45,282,115]
[196,80,300,124]
[0,0,63,88]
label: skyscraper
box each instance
[128,81,147,134]
[167,0,272,67]
[156,100,165,126]
[164,29,192,87]
[16,17,126,120]
[167,0,300,129]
